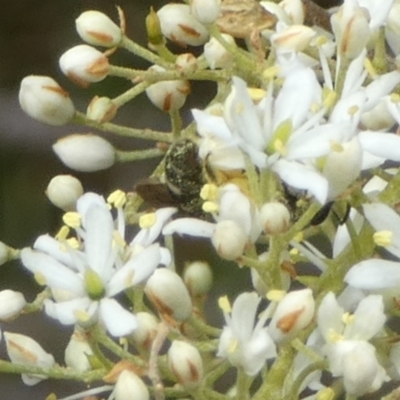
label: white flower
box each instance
[157,4,209,46]
[0,290,26,321]
[53,134,115,172]
[76,11,122,47]
[317,292,387,396]
[217,292,276,376]
[45,174,84,211]
[21,193,161,336]
[59,45,109,85]
[113,370,149,400]
[204,34,235,69]
[86,96,117,123]
[19,76,75,126]
[191,0,221,25]
[64,329,93,372]
[4,332,55,385]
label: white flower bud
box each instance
[175,53,198,73]
[260,202,291,234]
[64,330,93,372]
[361,99,396,131]
[168,340,203,387]
[271,25,316,53]
[45,174,84,211]
[145,66,190,112]
[269,288,315,342]
[113,370,149,400]
[183,261,213,298]
[53,134,115,172]
[211,220,247,260]
[4,332,55,385]
[0,290,26,321]
[204,34,235,69]
[19,76,75,126]
[145,268,192,322]
[331,1,370,60]
[0,242,8,266]
[387,3,400,55]
[59,45,109,86]
[279,0,305,24]
[130,312,159,350]
[86,95,117,123]
[157,4,209,46]
[191,0,221,25]
[76,10,122,47]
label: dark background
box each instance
[0,1,345,399]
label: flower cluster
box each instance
[3,0,400,399]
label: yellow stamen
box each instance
[107,190,127,208]
[373,230,393,247]
[63,212,82,229]
[139,213,157,229]
[267,290,285,302]
[202,201,219,214]
[55,225,70,240]
[200,183,218,201]
[218,296,231,313]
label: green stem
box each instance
[169,108,182,139]
[236,368,253,400]
[372,27,387,73]
[0,359,105,383]
[73,112,174,142]
[112,81,150,108]
[188,315,221,338]
[120,36,172,69]
[115,148,166,163]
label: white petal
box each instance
[162,218,215,237]
[345,259,400,289]
[192,109,233,142]
[44,297,92,325]
[317,292,344,341]
[107,244,161,297]
[100,298,138,336]
[273,160,328,204]
[359,131,400,162]
[21,249,85,296]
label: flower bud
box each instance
[361,100,396,131]
[53,134,115,172]
[4,332,55,385]
[191,0,221,25]
[204,34,235,69]
[260,202,291,234]
[45,174,84,211]
[183,261,213,298]
[269,288,315,342]
[130,312,159,349]
[146,7,163,46]
[175,53,198,73]
[168,340,203,387]
[76,10,122,47]
[157,4,209,46]
[19,76,75,126]
[86,96,117,123]
[387,2,400,55]
[145,268,192,322]
[271,25,315,53]
[113,370,149,400]
[0,290,26,321]
[145,66,190,112]
[331,2,370,60]
[211,220,247,260]
[59,45,109,86]
[279,0,305,24]
[0,242,8,266]
[64,330,93,372]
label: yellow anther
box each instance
[139,212,157,229]
[66,237,80,250]
[289,248,299,256]
[107,189,127,208]
[327,329,344,343]
[200,183,218,201]
[228,338,238,353]
[330,141,344,152]
[342,312,354,325]
[55,225,70,241]
[322,88,337,109]
[293,232,304,243]
[202,201,219,214]
[267,289,286,302]
[390,93,400,103]
[273,139,287,156]
[262,65,280,80]
[248,88,266,102]
[113,230,126,249]
[315,35,328,47]
[364,57,377,79]
[34,271,47,286]
[316,387,335,400]
[348,105,359,116]
[218,296,231,313]
[74,309,92,323]
[63,212,82,229]
[374,230,393,247]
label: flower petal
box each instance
[100,298,138,336]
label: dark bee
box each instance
[135,139,206,217]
